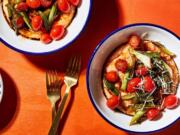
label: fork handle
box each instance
[48,87,71,135]
[52,104,56,121]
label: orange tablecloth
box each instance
[0,0,180,135]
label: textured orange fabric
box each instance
[0,0,180,135]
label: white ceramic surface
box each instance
[0,1,91,54]
[87,23,180,133]
[0,74,3,103]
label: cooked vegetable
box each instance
[127,77,141,93]
[40,0,52,8]
[58,0,71,13]
[31,15,43,31]
[147,108,160,120]
[6,4,13,18]
[40,33,53,44]
[106,95,119,109]
[19,12,32,29]
[135,66,148,76]
[104,79,119,96]
[132,50,151,68]
[129,110,145,125]
[15,2,28,12]
[121,71,130,91]
[153,42,176,57]
[115,59,128,73]
[39,11,50,31]
[50,25,65,40]
[121,93,136,100]
[69,0,80,6]
[49,3,58,25]
[26,0,41,9]
[143,76,156,93]
[128,34,141,49]
[105,71,119,83]
[164,95,178,109]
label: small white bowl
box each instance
[0,0,92,55]
[87,23,180,133]
[0,73,3,103]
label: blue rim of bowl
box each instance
[0,74,3,103]
[0,0,92,55]
[86,23,180,134]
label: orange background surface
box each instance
[0,0,180,135]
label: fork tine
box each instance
[65,56,76,76]
[46,71,50,90]
[75,56,82,78]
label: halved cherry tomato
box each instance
[115,59,128,73]
[106,95,119,109]
[147,108,160,120]
[105,71,119,83]
[50,25,65,40]
[40,0,52,8]
[41,33,52,44]
[128,34,141,49]
[16,2,28,12]
[31,15,43,31]
[58,0,71,13]
[127,77,141,92]
[143,76,155,93]
[68,0,80,6]
[135,66,148,76]
[26,0,41,9]
[15,16,24,28]
[164,95,178,109]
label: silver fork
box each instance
[48,56,81,135]
[46,70,63,120]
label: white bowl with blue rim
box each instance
[0,0,92,55]
[86,23,180,133]
[0,73,3,103]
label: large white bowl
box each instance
[0,1,92,54]
[0,73,3,103]
[87,23,180,133]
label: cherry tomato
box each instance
[143,76,155,93]
[127,77,141,92]
[31,15,43,31]
[50,25,65,40]
[105,71,119,83]
[164,95,178,109]
[147,108,160,120]
[106,95,119,109]
[16,2,28,11]
[115,59,128,73]
[68,0,80,6]
[40,0,52,8]
[128,34,141,49]
[58,0,71,13]
[135,66,148,76]
[15,16,24,28]
[26,0,41,9]
[40,33,52,44]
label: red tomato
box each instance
[127,77,141,92]
[50,25,65,40]
[147,108,160,120]
[143,76,155,93]
[40,33,52,44]
[26,0,41,9]
[68,0,80,6]
[58,0,71,13]
[31,15,42,31]
[164,95,178,109]
[40,0,52,8]
[105,71,119,83]
[128,34,141,49]
[135,66,148,76]
[106,95,119,109]
[15,16,24,28]
[16,2,28,11]
[115,59,128,73]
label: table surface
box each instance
[0,0,180,135]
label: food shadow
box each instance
[24,0,123,72]
[0,68,20,133]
